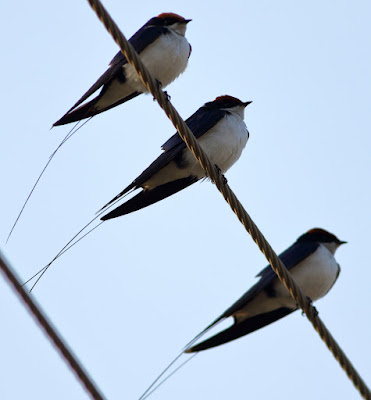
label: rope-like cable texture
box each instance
[86,1,370,398]
[0,250,106,400]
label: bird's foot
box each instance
[153,79,170,101]
[301,297,319,317]
[153,79,162,101]
[214,164,228,185]
[155,78,163,89]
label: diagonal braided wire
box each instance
[85,1,371,398]
[0,250,106,400]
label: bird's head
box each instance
[205,95,252,119]
[298,228,347,254]
[147,13,192,36]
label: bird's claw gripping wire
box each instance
[153,79,171,102]
[301,296,319,317]
[214,164,228,185]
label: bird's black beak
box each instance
[183,19,192,24]
[339,240,347,245]
[243,101,252,107]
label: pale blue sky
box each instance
[1,1,370,399]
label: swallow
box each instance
[100,95,251,220]
[6,13,192,242]
[185,228,346,352]
[53,13,192,126]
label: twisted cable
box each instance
[0,250,106,400]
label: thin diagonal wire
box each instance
[0,250,106,400]
[85,1,371,398]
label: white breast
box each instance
[125,30,190,92]
[144,109,248,189]
[234,244,340,321]
[182,111,249,178]
[95,31,190,109]
[274,244,340,307]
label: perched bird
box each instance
[185,228,346,352]
[100,95,251,220]
[23,95,250,291]
[6,12,191,242]
[53,12,192,126]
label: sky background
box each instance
[1,0,370,399]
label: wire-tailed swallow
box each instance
[100,95,251,220]
[185,228,346,352]
[6,13,191,242]
[53,13,192,126]
[21,95,250,290]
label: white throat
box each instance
[222,105,246,119]
[169,22,187,36]
[322,242,341,255]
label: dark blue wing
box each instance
[59,26,169,119]
[256,241,320,278]
[184,240,320,352]
[133,107,227,186]
[120,107,227,188]
[99,107,227,211]
[215,241,320,321]
[161,107,228,151]
[109,25,168,67]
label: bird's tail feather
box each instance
[53,91,141,126]
[101,177,197,220]
[53,98,100,126]
[186,308,293,352]
[97,186,136,214]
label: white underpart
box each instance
[97,24,190,109]
[234,244,340,322]
[144,106,249,188]
[322,241,341,255]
